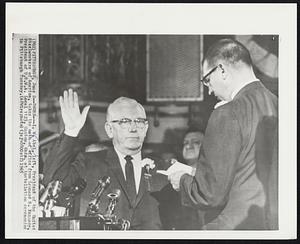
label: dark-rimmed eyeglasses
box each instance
[110,118,148,129]
[200,64,220,86]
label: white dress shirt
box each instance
[114,148,142,194]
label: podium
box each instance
[39,217,106,230]
[39,216,129,230]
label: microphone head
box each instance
[39,187,49,204]
[51,180,62,197]
[107,188,121,199]
[39,184,46,197]
[91,176,111,199]
[100,176,111,189]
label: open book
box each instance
[157,160,194,176]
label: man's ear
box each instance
[105,122,113,139]
[219,63,228,80]
[144,123,149,134]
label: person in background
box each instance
[157,128,206,230]
[43,90,167,230]
[182,128,204,167]
[175,128,205,229]
[168,38,278,230]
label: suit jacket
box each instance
[43,134,168,230]
[179,81,278,230]
[157,184,204,230]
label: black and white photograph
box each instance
[37,34,279,231]
[5,3,296,239]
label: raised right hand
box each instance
[59,89,90,137]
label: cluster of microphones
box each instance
[39,177,87,217]
[39,175,130,230]
[85,176,130,230]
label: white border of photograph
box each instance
[5,3,297,239]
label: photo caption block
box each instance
[13,34,39,231]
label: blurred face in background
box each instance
[182,131,204,163]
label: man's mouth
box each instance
[127,137,139,140]
[186,149,195,152]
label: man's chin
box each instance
[184,154,197,160]
[126,143,142,151]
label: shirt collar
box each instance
[214,100,228,109]
[114,147,142,165]
[231,79,257,100]
[214,80,258,109]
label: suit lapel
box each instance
[105,148,134,206]
[133,152,150,208]
[134,166,147,208]
[106,149,150,208]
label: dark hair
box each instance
[185,127,204,136]
[204,38,253,68]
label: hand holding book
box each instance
[158,159,196,191]
[157,159,195,176]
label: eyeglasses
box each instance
[110,118,148,129]
[200,64,220,86]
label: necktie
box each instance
[124,155,136,203]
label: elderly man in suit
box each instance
[168,39,278,230]
[43,90,167,230]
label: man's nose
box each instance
[186,142,194,149]
[128,121,137,131]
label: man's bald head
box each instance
[204,38,253,69]
[106,97,146,122]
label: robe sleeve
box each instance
[179,106,242,209]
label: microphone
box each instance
[39,180,61,205]
[39,183,51,205]
[107,188,121,200]
[86,176,111,216]
[50,180,62,198]
[91,176,111,201]
[105,189,121,217]
[39,183,46,198]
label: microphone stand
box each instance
[85,177,130,230]
[86,176,110,217]
[99,189,130,230]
